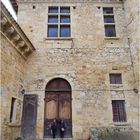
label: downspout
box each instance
[127,37,138,93]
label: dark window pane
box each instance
[48,16,58,23]
[103,7,113,14]
[112,100,126,122]
[105,25,116,37]
[104,16,114,23]
[60,7,70,13]
[109,74,122,84]
[60,26,70,37]
[10,98,16,122]
[48,26,58,37]
[48,7,58,13]
[60,16,70,23]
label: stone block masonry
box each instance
[1,0,139,140]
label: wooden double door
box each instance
[44,78,72,138]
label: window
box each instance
[60,25,70,37]
[48,7,71,38]
[48,7,58,13]
[48,16,58,23]
[10,97,17,123]
[48,25,58,37]
[104,16,114,23]
[103,7,116,37]
[103,7,113,14]
[60,7,70,13]
[105,25,116,37]
[109,73,122,84]
[112,100,126,122]
[60,16,70,23]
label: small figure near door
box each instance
[59,119,66,139]
[51,119,57,138]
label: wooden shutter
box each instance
[110,74,122,84]
[112,100,126,122]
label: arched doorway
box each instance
[44,78,72,138]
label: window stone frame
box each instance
[47,6,71,39]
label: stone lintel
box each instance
[1,2,35,60]
[18,0,124,3]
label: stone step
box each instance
[44,138,74,140]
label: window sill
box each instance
[46,37,73,40]
[110,84,123,90]
[8,123,21,127]
[110,84,123,86]
[113,122,130,126]
[104,37,120,40]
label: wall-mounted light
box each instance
[133,88,138,93]
[21,89,25,95]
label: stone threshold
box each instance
[43,138,74,140]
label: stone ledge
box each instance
[0,2,35,60]
[18,0,124,3]
[45,37,73,41]
[8,123,21,127]
[104,37,120,40]
[90,126,139,140]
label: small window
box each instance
[105,25,116,37]
[48,7,58,13]
[109,73,122,84]
[60,7,70,13]
[103,7,113,14]
[112,100,126,122]
[103,7,116,37]
[48,16,58,23]
[60,16,70,23]
[60,25,70,37]
[104,16,114,23]
[48,25,58,37]
[10,97,17,123]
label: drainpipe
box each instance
[127,37,138,93]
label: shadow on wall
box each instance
[90,127,139,140]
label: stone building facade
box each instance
[1,0,139,140]
[1,3,35,140]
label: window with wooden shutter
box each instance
[109,73,122,84]
[112,100,126,122]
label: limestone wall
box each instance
[17,0,139,139]
[123,0,140,132]
[124,0,139,95]
[1,34,26,140]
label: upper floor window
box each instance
[103,7,116,37]
[109,73,122,84]
[112,100,127,122]
[103,7,113,14]
[48,7,71,38]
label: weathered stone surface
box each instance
[0,3,35,140]
[90,127,139,140]
[17,0,139,139]
[1,0,139,140]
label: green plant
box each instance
[15,137,22,140]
